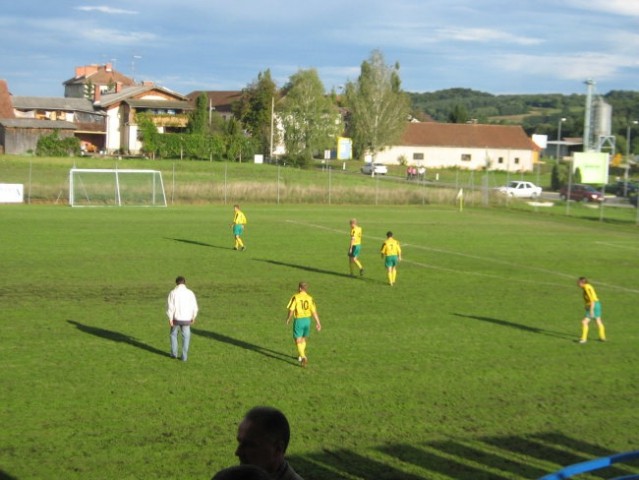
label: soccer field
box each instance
[1,204,638,480]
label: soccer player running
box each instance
[348,218,364,276]
[577,276,606,343]
[231,204,247,251]
[380,231,402,286]
[285,282,321,367]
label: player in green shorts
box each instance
[285,282,322,367]
[380,231,402,286]
[578,276,606,343]
[348,218,364,276]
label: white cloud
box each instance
[494,52,637,82]
[566,0,639,17]
[75,6,139,15]
[79,28,158,45]
[434,27,542,46]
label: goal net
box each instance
[69,168,167,207]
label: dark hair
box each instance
[212,465,270,480]
[244,406,291,451]
[386,231,393,237]
[578,276,588,283]
[175,276,186,285]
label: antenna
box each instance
[131,55,142,82]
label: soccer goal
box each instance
[69,168,167,207]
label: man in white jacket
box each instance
[166,276,198,361]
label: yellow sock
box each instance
[296,340,306,358]
[580,324,589,341]
[387,272,393,284]
[392,270,397,283]
[598,324,606,340]
[354,259,363,270]
[237,238,244,248]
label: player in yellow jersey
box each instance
[348,218,364,276]
[231,204,247,251]
[577,277,606,343]
[380,231,402,286]
[285,282,321,367]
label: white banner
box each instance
[0,184,24,203]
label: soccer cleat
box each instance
[578,339,587,344]
[297,356,302,362]
[301,357,308,367]
[360,268,364,276]
[241,246,246,251]
[599,338,606,342]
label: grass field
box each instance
[1,203,638,480]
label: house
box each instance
[63,63,136,102]
[11,96,106,153]
[96,83,193,154]
[375,122,539,172]
[186,90,243,121]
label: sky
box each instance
[1,0,638,98]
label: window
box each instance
[461,154,471,162]
[413,153,424,160]
[498,157,504,164]
[514,157,520,164]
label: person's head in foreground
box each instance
[235,406,291,475]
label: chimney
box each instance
[94,88,101,102]
[116,82,123,93]
[105,63,112,72]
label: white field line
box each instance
[595,241,639,252]
[286,220,639,294]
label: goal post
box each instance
[69,168,167,207]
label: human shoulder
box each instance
[274,461,304,480]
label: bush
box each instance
[36,131,81,157]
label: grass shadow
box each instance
[453,313,574,339]
[193,328,297,366]
[254,258,358,280]
[166,237,233,250]
[67,320,169,358]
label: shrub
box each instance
[36,131,81,157]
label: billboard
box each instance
[337,137,352,160]
[572,152,609,184]
[0,184,23,203]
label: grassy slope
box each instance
[1,204,638,479]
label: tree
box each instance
[280,69,341,166]
[233,69,278,155]
[344,50,410,159]
[188,92,209,135]
[448,104,469,123]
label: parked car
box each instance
[497,181,542,199]
[612,181,639,197]
[361,163,388,175]
[559,184,605,203]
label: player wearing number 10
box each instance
[286,282,322,367]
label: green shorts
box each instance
[585,301,602,318]
[349,245,361,258]
[293,317,311,339]
[384,255,399,268]
[233,224,244,236]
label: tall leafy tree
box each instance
[344,50,410,159]
[280,69,341,165]
[187,92,209,134]
[233,69,278,155]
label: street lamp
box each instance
[555,117,566,162]
[624,120,638,196]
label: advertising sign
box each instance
[0,184,24,203]
[572,152,609,184]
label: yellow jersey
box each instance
[286,291,317,319]
[233,210,247,225]
[381,237,401,257]
[581,283,599,307]
[350,225,362,246]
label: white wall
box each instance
[375,146,536,172]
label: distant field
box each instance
[1,203,638,479]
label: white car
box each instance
[498,181,542,199]
[361,163,388,175]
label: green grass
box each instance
[1,203,638,480]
